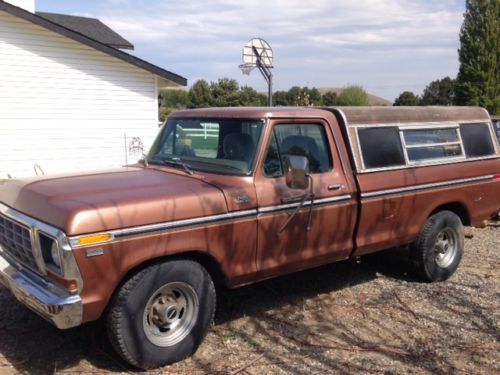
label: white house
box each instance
[0,0,186,178]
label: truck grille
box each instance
[0,213,38,271]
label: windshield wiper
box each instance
[161,157,194,175]
[217,164,248,174]
[185,159,247,175]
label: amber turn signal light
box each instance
[72,233,113,247]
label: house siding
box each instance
[0,11,160,177]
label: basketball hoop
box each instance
[239,63,256,75]
[242,38,273,67]
[238,37,274,106]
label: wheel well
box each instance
[176,251,228,288]
[430,202,470,226]
[119,251,228,291]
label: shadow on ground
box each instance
[215,247,415,325]
[0,248,412,373]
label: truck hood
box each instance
[0,167,227,236]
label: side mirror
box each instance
[285,155,310,189]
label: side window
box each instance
[263,130,282,176]
[402,127,463,162]
[459,123,495,158]
[494,120,500,145]
[263,123,333,176]
[358,127,405,169]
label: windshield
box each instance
[147,117,264,175]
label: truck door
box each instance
[254,119,357,279]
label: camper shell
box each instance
[328,106,498,173]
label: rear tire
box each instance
[106,260,216,369]
[411,210,464,282]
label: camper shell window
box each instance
[358,127,405,169]
[401,127,464,163]
[459,123,495,158]
[354,121,497,172]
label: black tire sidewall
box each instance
[415,211,464,282]
[111,260,215,369]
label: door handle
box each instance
[328,184,345,191]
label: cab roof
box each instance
[170,107,329,119]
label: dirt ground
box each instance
[0,225,498,374]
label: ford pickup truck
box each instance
[0,106,499,369]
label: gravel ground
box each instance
[0,225,498,374]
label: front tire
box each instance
[106,260,216,369]
[411,211,464,282]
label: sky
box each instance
[36,0,466,102]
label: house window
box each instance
[401,127,463,162]
[263,124,332,177]
[357,127,405,169]
[459,123,495,158]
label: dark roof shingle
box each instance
[36,11,134,50]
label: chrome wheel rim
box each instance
[143,282,199,347]
[434,228,458,268]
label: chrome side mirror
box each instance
[285,155,310,189]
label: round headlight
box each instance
[51,241,62,268]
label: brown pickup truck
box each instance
[0,106,499,369]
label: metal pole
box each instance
[257,64,272,107]
[268,73,273,107]
[253,46,273,107]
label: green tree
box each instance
[322,91,337,106]
[188,80,212,108]
[273,90,290,106]
[456,0,500,114]
[308,88,323,106]
[421,77,456,105]
[239,86,267,106]
[159,88,188,109]
[159,107,173,122]
[394,91,421,106]
[288,87,323,106]
[287,86,302,105]
[210,78,240,107]
[335,85,369,106]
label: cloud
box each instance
[57,0,465,100]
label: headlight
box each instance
[40,233,62,272]
[50,241,62,268]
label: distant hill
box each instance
[317,88,392,106]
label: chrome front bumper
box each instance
[0,252,82,329]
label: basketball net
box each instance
[239,63,256,76]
